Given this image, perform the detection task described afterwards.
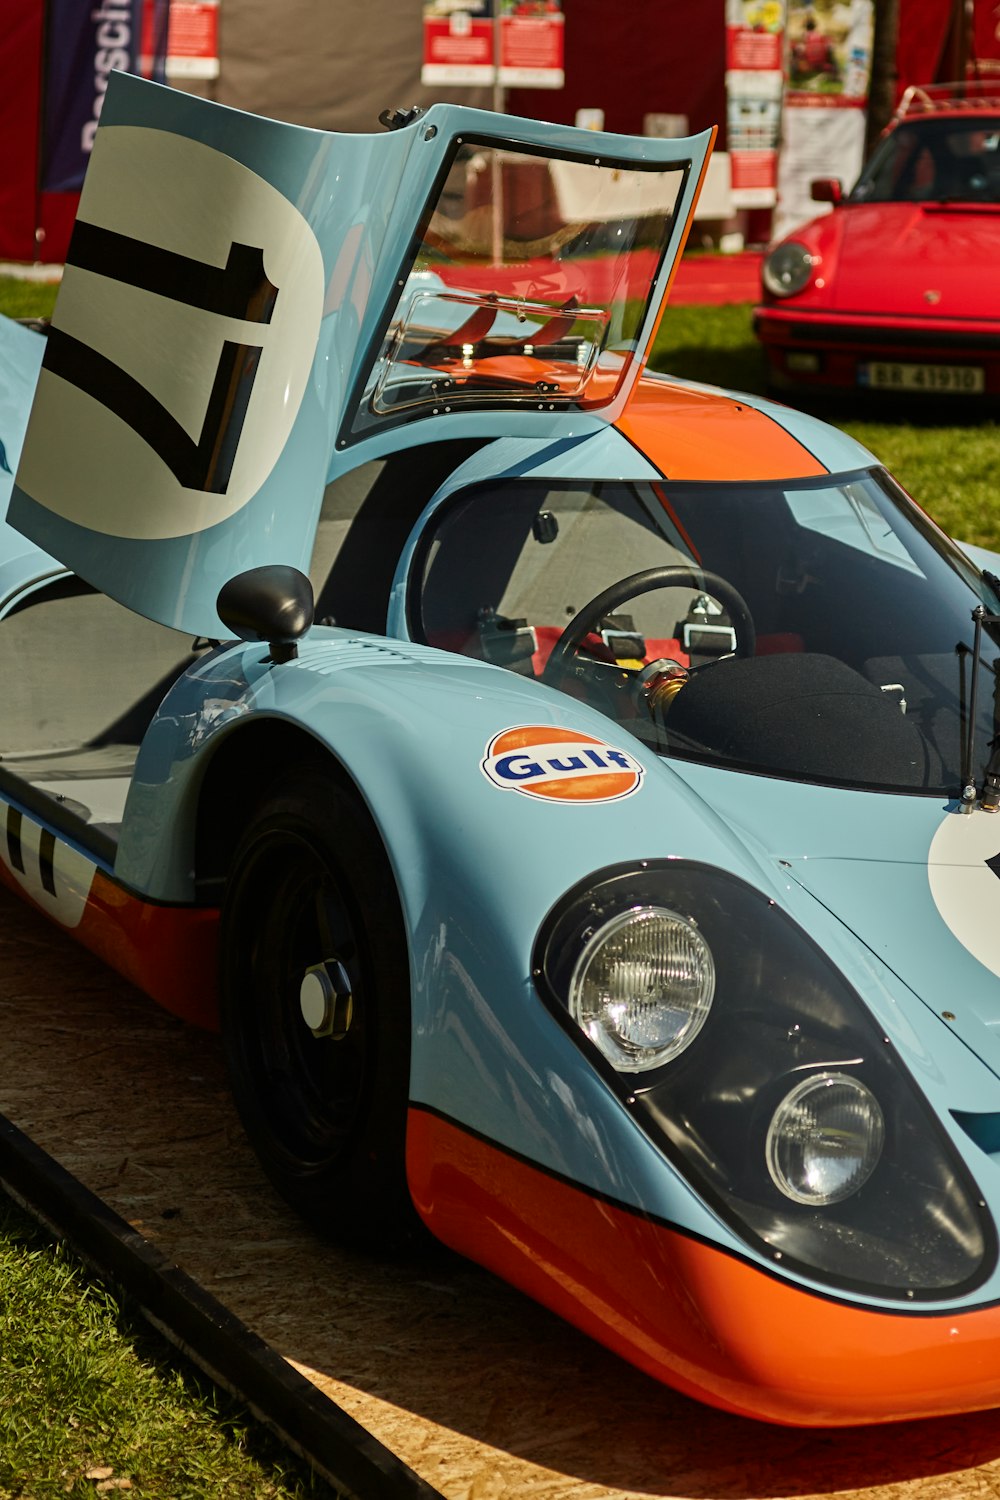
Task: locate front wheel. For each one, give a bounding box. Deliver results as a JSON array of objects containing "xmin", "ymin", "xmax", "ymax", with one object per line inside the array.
[{"xmin": 219, "ymin": 763, "xmax": 423, "ymax": 1251}]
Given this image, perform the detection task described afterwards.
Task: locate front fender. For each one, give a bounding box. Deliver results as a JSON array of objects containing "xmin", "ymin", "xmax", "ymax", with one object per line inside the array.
[
  {"xmin": 115, "ymin": 629, "xmax": 1000, "ymax": 1301},
  {"xmin": 121, "ymin": 629, "xmax": 781, "ymax": 901},
  {"xmin": 117, "ymin": 629, "xmax": 785, "ymax": 1245}
]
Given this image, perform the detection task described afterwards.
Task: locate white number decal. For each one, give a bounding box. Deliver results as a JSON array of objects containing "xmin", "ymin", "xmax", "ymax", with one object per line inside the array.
[
  {"xmin": 17, "ymin": 127, "xmax": 325, "ymax": 541},
  {"xmin": 1, "ymin": 803, "xmax": 96, "ymax": 929}
]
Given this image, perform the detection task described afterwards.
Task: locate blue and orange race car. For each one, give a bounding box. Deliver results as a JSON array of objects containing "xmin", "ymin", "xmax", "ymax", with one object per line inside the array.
[{"xmin": 3, "ymin": 72, "xmax": 1000, "ymax": 1428}]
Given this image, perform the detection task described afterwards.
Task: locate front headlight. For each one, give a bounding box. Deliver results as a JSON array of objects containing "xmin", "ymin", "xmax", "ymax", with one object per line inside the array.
[
  {"xmin": 569, "ymin": 905, "xmax": 714, "ymax": 1070},
  {"xmin": 762, "ymin": 240, "xmax": 817, "ymax": 297},
  {"xmin": 536, "ymin": 862, "xmax": 995, "ymax": 1301},
  {"xmin": 766, "ymin": 1071, "xmax": 884, "ymax": 1205}
]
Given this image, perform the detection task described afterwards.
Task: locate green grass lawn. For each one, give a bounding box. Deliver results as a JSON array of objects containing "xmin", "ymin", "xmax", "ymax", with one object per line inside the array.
[
  {"xmin": 0, "ymin": 276, "xmax": 58, "ymax": 323},
  {"xmin": 0, "ymin": 1196, "xmax": 330, "ymax": 1499}
]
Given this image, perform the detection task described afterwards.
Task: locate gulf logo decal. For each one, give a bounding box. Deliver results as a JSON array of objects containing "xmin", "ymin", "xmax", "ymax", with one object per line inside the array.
[{"xmin": 481, "ymin": 726, "xmax": 644, "ymax": 804}]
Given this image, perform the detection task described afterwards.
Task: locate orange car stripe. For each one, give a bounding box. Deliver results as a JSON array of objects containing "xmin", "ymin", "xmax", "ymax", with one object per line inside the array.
[
  {"xmin": 406, "ymin": 1106, "xmax": 1000, "ymax": 1426},
  {"xmin": 616, "ymin": 378, "xmax": 829, "ymax": 483},
  {"xmin": 82, "ymin": 869, "xmax": 220, "ymax": 1027},
  {"xmin": 0, "ymin": 860, "xmax": 219, "ymax": 1029}
]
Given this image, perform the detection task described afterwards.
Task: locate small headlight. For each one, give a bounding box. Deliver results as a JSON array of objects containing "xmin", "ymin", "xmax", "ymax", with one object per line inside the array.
[
  {"xmin": 762, "ymin": 241, "xmax": 817, "ymax": 297},
  {"xmin": 766, "ymin": 1072, "xmax": 884, "ymax": 1206},
  {"xmin": 569, "ymin": 905, "xmax": 714, "ymax": 1071}
]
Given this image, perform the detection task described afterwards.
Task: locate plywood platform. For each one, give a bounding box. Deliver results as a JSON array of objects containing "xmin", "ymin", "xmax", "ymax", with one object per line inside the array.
[{"xmin": 0, "ymin": 885, "xmax": 998, "ymax": 1500}]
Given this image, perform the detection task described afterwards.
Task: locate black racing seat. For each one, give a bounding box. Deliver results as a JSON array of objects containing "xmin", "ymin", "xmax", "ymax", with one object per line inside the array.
[{"xmin": 665, "ymin": 652, "xmax": 944, "ymax": 788}]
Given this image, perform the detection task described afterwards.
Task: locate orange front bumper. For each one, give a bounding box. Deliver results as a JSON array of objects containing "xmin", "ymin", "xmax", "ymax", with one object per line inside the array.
[{"xmin": 407, "ymin": 1106, "xmax": 1000, "ymax": 1426}]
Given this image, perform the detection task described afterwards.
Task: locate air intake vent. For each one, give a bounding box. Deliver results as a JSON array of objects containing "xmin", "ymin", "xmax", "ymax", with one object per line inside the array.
[{"xmin": 291, "ymin": 639, "xmax": 469, "ymax": 676}]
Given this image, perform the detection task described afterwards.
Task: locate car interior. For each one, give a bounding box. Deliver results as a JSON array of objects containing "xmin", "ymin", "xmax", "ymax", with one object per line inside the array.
[
  {"xmin": 2, "ymin": 453, "xmax": 996, "ymax": 853},
  {"xmin": 414, "ymin": 471, "xmax": 999, "ymax": 794},
  {"xmin": 854, "ymin": 117, "xmax": 1000, "ymax": 203}
]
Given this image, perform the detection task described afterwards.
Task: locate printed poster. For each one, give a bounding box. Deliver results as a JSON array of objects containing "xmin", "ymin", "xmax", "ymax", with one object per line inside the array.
[
  {"xmin": 164, "ymin": 0, "xmax": 220, "ymax": 81},
  {"xmin": 725, "ymin": 0, "xmax": 786, "ymax": 209},
  {"xmin": 498, "ymin": 0, "xmax": 564, "ymax": 89},
  {"xmin": 422, "ymin": 1, "xmax": 564, "ymax": 89},
  {"xmin": 773, "ymin": 0, "xmax": 873, "ymax": 239},
  {"xmin": 422, "ymin": 1, "xmax": 496, "ymax": 86}
]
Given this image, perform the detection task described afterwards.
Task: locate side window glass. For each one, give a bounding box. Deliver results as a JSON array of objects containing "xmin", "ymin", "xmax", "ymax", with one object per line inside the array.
[
  {"xmin": 0, "ymin": 578, "xmax": 192, "ymax": 840},
  {"xmin": 350, "ymin": 142, "xmax": 685, "ymax": 436},
  {"xmin": 310, "ymin": 442, "xmax": 486, "ymax": 635},
  {"xmin": 418, "ymin": 481, "xmax": 692, "ymax": 673},
  {"xmin": 309, "ymin": 461, "xmax": 386, "ymax": 614}
]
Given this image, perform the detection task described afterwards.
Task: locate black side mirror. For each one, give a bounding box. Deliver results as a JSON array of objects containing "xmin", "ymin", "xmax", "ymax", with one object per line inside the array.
[
  {"xmin": 217, "ymin": 565, "xmax": 314, "ymax": 663},
  {"xmin": 810, "ymin": 177, "xmax": 844, "ymax": 205}
]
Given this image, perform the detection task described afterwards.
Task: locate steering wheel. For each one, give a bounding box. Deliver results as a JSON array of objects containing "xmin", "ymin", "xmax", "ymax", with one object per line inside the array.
[{"xmin": 542, "ymin": 565, "xmax": 756, "ymax": 683}]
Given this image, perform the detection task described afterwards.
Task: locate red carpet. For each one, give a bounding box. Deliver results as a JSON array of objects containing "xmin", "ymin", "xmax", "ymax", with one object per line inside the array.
[
  {"xmin": 434, "ymin": 250, "xmax": 762, "ymax": 307},
  {"xmin": 670, "ymin": 252, "xmax": 762, "ymax": 305}
]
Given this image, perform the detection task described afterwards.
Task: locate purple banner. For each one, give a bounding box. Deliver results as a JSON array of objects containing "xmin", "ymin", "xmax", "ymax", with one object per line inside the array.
[{"xmin": 41, "ymin": 0, "xmax": 169, "ymax": 194}]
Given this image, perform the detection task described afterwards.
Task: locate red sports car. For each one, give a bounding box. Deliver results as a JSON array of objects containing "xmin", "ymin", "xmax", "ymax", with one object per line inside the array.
[{"xmin": 754, "ymin": 83, "xmax": 1000, "ymax": 400}]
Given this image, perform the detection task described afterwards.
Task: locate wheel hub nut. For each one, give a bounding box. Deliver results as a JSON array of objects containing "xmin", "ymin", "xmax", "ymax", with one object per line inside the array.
[{"xmin": 299, "ymin": 961, "xmax": 353, "ymax": 1039}]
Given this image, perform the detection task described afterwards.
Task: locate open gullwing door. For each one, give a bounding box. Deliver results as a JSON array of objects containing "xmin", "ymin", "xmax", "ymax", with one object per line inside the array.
[{"xmin": 9, "ymin": 72, "xmax": 713, "ymax": 635}]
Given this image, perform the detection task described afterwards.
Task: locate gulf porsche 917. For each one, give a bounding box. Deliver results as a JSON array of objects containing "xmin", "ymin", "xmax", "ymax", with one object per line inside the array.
[{"xmin": 2, "ymin": 72, "xmax": 1000, "ymax": 1427}]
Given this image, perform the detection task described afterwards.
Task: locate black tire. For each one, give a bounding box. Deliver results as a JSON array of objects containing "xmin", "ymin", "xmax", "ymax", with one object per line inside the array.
[{"xmin": 219, "ymin": 762, "xmax": 423, "ymax": 1252}]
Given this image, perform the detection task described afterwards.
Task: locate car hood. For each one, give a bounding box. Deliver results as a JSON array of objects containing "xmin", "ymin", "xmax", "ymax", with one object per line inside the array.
[
  {"xmin": 673, "ymin": 761, "xmax": 1000, "ymax": 1082},
  {"xmin": 826, "ymin": 201, "xmax": 1000, "ymax": 318}
]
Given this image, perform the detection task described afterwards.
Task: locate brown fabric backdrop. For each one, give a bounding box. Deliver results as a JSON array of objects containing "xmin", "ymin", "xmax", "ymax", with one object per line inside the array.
[
  {"xmin": 208, "ymin": 0, "xmax": 494, "ymax": 131},
  {"xmin": 205, "ymin": 0, "xmax": 725, "ymax": 142}
]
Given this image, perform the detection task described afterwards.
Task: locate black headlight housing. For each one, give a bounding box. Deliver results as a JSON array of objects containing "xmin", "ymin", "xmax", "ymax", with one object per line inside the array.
[{"xmin": 534, "ymin": 861, "xmax": 996, "ymax": 1301}]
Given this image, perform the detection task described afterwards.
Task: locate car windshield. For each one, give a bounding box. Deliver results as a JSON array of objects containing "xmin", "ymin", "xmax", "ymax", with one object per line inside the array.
[
  {"xmin": 851, "ymin": 117, "xmax": 1000, "ymax": 204},
  {"xmin": 414, "ymin": 469, "xmax": 1000, "ymax": 796}
]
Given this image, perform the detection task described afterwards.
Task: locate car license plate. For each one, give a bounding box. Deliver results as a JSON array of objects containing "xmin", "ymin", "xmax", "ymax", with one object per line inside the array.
[{"xmin": 859, "ymin": 361, "xmax": 985, "ymax": 393}]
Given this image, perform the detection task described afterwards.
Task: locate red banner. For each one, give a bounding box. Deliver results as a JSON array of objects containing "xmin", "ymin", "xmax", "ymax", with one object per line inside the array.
[
  {"xmin": 422, "ymin": 7, "xmax": 495, "ymax": 86},
  {"xmin": 499, "ymin": 5, "xmax": 564, "ymax": 88},
  {"xmin": 731, "ymin": 148, "xmax": 780, "ymax": 192},
  {"xmin": 166, "ymin": 0, "xmax": 220, "ymax": 80},
  {"xmin": 973, "ymin": 0, "xmax": 1000, "ymax": 69},
  {"xmin": 0, "ymin": 2, "xmax": 44, "ymax": 260}
]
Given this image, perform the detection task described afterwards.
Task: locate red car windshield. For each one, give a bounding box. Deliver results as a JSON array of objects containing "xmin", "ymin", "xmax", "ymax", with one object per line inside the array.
[{"xmin": 851, "ymin": 117, "xmax": 1000, "ymax": 204}]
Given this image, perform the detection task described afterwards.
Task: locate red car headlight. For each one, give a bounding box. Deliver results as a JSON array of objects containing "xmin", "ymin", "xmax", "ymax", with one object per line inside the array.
[{"xmin": 762, "ymin": 240, "xmax": 818, "ymax": 297}]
